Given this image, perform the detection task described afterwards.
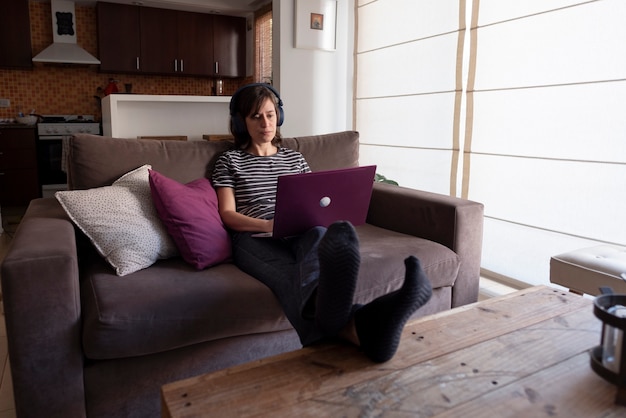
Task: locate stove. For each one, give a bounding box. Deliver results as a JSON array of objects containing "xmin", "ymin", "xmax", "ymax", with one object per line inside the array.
[
  {"xmin": 36, "ymin": 115, "xmax": 102, "ymax": 197},
  {"xmin": 37, "ymin": 115, "xmax": 101, "ymax": 138}
]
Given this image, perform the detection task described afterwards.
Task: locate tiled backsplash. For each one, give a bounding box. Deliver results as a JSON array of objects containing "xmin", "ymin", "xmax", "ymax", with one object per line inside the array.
[{"xmin": 0, "ymin": 2, "xmax": 246, "ymax": 121}]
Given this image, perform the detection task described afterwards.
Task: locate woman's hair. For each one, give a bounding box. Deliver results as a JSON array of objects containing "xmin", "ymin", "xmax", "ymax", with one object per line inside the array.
[{"xmin": 230, "ymin": 84, "xmax": 283, "ymax": 149}]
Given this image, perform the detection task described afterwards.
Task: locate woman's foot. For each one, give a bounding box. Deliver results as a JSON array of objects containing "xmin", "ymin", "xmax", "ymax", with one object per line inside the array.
[
  {"xmin": 315, "ymin": 221, "xmax": 361, "ymax": 336},
  {"xmin": 354, "ymin": 256, "xmax": 432, "ymax": 362}
]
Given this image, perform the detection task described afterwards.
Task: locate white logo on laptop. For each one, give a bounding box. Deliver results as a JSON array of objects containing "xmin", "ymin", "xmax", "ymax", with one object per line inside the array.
[{"xmin": 320, "ymin": 196, "xmax": 331, "ymax": 207}]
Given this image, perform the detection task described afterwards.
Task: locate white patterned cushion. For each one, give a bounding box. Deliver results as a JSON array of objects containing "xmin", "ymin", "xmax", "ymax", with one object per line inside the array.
[{"xmin": 55, "ymin": 164, "xmax": 178, "ymax": 276}]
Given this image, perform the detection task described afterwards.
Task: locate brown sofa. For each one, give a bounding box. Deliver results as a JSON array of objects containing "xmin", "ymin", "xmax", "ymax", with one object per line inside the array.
[{"xmin": 1, "ymin": 131, "xmax": 483, "ymax": 418}]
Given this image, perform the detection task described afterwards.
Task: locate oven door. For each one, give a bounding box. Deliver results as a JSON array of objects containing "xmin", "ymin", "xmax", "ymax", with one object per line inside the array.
[{"xmin": 37, "ymin": 135, "xmax": 68, "ymax": 195}]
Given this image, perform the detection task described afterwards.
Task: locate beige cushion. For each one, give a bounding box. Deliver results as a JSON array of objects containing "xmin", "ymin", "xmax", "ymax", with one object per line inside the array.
[
  {"xmin": 550, "ymin": 245, "xmax": 626, "ymax": 295},
  {"xmin": 55, "ymin": 165, "xmax": 178, "ymax": 276}
]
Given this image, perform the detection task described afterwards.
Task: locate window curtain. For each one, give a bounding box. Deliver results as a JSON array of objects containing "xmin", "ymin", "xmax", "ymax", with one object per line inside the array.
[
  {"xmin": 355, "ymin": 0, "xmax": 466, "ymax": 195},
  {"xmin": 255, "ymin": 4, "xmax": 273, "ymax": 84},
  {"xmin": 355, "ymin": 0, "xmax": 626, "ymax": 287},
  {"xmin": 465, "ymin": 0, "xmax": 626, "ymax": 285}
]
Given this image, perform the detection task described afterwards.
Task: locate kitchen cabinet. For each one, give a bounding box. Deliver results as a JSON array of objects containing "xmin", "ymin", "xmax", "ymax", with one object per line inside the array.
[
  {"xmin": 177, "ymin": 11, "xmax": 214, "ymax": 76},
  {"xmin": 97, "ymin": 2, "xmax": 141, "ymax": 73},
  {"xmin": 97, "ymin": 2, "xmax": 245, "ymax": 77},
  {"xmin": 140, "ymin": 7, "xmax": 179, "ymax": 74},
  {"xmin": 213, "ymin": 15, "xmax": 246, "ymax": 78},
  {"xmin": 140, "ymin": 9, "xmax": 215, "ymax": 76},
  {"xmin": 0, "ymin": 0, "xmax": 33, "ymax": 69},
  {"xmin": 0, "ymin": 127, "xmax": 40, "ymax": 206}
]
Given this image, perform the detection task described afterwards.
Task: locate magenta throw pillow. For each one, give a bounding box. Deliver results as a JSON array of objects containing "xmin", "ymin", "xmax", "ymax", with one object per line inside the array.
[{"xmin": 149, "ymin": 169, "xmax": 231, "ymax": 269}]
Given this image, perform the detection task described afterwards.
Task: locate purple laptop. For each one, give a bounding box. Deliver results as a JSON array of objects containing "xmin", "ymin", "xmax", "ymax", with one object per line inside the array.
[{"xmin": 265, "ymin": 165, "xmax": 376, "ymax": 238}]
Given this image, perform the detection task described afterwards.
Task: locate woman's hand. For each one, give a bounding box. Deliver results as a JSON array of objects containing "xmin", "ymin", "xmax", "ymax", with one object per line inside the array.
[{"xmin": 216, "ymin": 187, "xmax": 274, "ymax": 233}]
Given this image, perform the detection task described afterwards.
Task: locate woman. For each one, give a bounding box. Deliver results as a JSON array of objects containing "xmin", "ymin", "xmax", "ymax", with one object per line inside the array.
[{"xmin": 212, "ymin": 83, "xmax": 432, "ymax": 362}]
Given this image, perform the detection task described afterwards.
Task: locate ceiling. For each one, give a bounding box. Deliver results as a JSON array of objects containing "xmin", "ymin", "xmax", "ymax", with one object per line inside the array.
[{"xmin": 73, "ymin": 0, "xmax": 270, "ymax": 16}]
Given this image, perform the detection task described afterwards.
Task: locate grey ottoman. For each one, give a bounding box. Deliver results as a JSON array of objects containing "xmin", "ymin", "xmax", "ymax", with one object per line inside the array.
[{"xmin": 550, "ymin": 245, "xmax": 626, "ymax": 295}]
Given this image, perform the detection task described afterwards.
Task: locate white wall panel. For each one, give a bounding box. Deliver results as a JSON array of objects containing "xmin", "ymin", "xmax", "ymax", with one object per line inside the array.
[
  {"xmin": 357, "ymin": 92, "xmax": 456, "ymax": 148},
  {"xmin": 275, "ymin": 0, "xmax": 354, "ymax": 137},
  {"xmin": 358, "ymin": 0, "xmax": 461, "ymax": 52}
]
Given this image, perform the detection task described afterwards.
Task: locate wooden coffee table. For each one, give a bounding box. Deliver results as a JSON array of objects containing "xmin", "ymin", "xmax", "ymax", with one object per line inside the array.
[{"xmin": 162, "ymin": 286, "xmax": 625, "ymax": 417}]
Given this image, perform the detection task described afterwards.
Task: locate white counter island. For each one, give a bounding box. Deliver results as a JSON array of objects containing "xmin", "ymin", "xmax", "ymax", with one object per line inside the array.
[{"xmin": 101, "ymin": 94, "xmax": 232, "ymax": 141}]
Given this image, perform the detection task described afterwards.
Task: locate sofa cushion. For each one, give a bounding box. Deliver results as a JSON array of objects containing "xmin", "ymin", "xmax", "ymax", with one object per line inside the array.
[
  {"xmin": 353, "ymin": 224, "xmax": 460, "ymax": 304},
  {"xmin": 81, "ymin": 257, "xmax": 292, "ymax": 360},
  {"xmin": 282, "ymin": 131, "xmax": 360, "ymax": 171},
  {"xmin": 67, "ymin": 134, "xmax": 235, "ymax": 190},
  {"xmin": 81, "ymin": 222, "xmax": 459, "ymax": 360},
  {"xmin": 149, "ymin": 169, "xmax": 232, "ymax": 269},
  {"xmin": 55, "ymin": 164, "xmax": 178, "ymax": 276},
  {"xmin": 67, "ymin": 131, "xmax": 360, "ymax": 191}
]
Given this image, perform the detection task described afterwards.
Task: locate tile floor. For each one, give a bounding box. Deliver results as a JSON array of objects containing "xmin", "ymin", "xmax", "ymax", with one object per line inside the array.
[
  {"xmin": 478, "ymin": 277, "xmax": 520, "ymax": 300},
  {"xmin": 0, "ymin": 205, "xmax": 517, "ymax": 418}
]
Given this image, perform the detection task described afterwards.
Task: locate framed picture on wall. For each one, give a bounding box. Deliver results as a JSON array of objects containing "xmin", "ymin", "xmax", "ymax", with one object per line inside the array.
[
  {"xmin": 294, "ymin": 0, "xmax": 337, "ymax": 51},
  {"xmin": 310, "ymin": 13, "xmax": 324, "ymax": 30}
]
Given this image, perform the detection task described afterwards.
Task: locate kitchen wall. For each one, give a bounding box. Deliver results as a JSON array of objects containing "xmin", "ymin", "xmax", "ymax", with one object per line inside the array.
[{"xmin": 0, "ymin": 2, "xmax": 246, "ymax": 121}]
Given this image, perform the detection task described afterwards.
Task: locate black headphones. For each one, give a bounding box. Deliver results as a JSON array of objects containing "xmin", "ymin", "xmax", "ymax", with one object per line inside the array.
[{"xmin": 229, "ymin": 83, "xmax": 284, "ymax": 137}]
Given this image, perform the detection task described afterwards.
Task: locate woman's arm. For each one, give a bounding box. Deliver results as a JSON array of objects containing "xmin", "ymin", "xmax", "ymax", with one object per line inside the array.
[{"xmin": 216, "ymin": 187, "xmax": 273, "ymax": 233}]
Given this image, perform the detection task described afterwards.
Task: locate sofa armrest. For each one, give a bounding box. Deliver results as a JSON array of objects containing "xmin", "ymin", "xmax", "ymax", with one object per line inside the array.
[
  {"xmin": 1, "ymin": 198, "xmax": 86, "ymax": 417},
  {"xmin": 367, "ymin": 183, "xmax": 484, "ymax": 307}
]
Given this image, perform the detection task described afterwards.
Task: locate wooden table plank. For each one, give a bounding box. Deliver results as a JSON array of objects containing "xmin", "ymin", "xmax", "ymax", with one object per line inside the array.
[
  {"xmin": 297, "ymin": 303, "xmax": 601, "ymax": 417},
  {"xmin": 436, "ymin": 352, "xmax": 622, "ymax": 418},
  {"xmin": 394, "ymin": 286, "xmax": 591, "ymax": 368},
  {"xmin": 161, "ymin": 286, "xmax": 599, "ymax": 417}
]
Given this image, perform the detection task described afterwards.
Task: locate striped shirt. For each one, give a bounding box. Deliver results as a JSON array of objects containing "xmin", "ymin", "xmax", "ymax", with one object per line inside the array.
[{"xmin": 212, "ymin": 148, "xmax": 311, "ymax": 220}]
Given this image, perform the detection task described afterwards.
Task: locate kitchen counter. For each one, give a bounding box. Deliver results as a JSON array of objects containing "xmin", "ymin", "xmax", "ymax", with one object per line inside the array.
[
  {"xmin": 102, "ymin": 94, "xmax": 232, "ymax": 141},
  {"xmin": 0, "ymin": 124, "xmax": 37, "ymax": 129}
]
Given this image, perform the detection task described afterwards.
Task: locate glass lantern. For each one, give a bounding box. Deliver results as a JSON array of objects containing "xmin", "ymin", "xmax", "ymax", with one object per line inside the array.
[{"xmin": 590, "ymin": 291, "xmax": 626, "ymax": 405}]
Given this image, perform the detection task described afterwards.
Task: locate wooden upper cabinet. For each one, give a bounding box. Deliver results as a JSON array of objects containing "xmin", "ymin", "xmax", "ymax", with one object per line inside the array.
[
  {"xmin": 97, "ymin": 2, "xmax": 245, "ymax": 78},
  {"xmin": 97, "ymin": 2, "xmax": 141, "ymax": 73},
  {"xmin": 0, "ymin": 0, "xmax": 33, "ymax": 69},
  {"xmin": 139, "ymin": 7, "xmax": 179, "ymax": 74},
  {"xmin": 213, "ymin": 15, "xmax": 246, "ymax": 78},
  {"xmin": 177, "ymin": 11, "xmax": 214, "ymax": 76}
]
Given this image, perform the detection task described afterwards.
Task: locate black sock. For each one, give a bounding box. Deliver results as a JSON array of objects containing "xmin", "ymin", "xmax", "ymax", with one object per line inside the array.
[
  {"xmin": 355, "ymin": 255, "xmax": 432, "ymax": 363},
  {"xmin": 315, "ymin": 221, "xmax": 361, "ymax": 336}
]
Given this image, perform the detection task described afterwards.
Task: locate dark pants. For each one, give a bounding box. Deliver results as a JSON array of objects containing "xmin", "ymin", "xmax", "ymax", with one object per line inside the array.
[{"xmin": 230, "ymin": 226, "xmax": 327, "ymax": 345}]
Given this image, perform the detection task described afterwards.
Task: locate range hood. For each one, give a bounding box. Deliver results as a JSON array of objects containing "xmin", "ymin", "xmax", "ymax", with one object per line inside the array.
[{"xmin": 32, "ymin": 0, "xmax": 100, "ymax": 65}]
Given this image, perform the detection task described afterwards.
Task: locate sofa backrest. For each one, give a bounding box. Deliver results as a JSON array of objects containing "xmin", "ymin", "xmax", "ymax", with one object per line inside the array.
[
  {"xmin": 281, "ymin": 131, "xmax": 360, "ymax": 172},
  {"xmin": 67, "ymin": 131, "xmax": 359, "ymax": 190}
]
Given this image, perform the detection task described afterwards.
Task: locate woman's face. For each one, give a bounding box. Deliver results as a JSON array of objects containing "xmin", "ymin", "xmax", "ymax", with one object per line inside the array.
[{"xmin": 245, "ymin": 98, "xmax": 277, "ymax": 145}]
